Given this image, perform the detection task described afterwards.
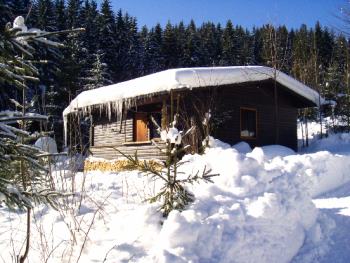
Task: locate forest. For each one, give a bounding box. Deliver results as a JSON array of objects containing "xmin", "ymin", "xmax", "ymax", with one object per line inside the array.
[{"xmin": 1, "ymin": 0, "xmax": 350, "ymax": 149}]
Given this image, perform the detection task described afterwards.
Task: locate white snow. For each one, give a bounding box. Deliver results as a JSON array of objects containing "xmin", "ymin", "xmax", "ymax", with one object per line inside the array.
[
  {"xmin": 13, "ymin": 16, "xmax": 28, "ymax": 33},
  {"xmin": 12, "ymin": 16, "xmax": 64, "ymax": 48},
  {"xmin": 34, "ymin": 136, "xmax": 58, "ymax": 154},
  {"xmin": 161, "ymin": 127, "xmax": 182, "ymax": 145},
  {"xmin": 1, "ymin": 130, "xmax": 350, "ymax": 262}
]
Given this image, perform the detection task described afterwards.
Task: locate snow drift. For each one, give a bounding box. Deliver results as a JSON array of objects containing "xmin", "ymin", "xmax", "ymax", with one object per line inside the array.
[{"xmin": 1, "ymin": 135, "xmax": 350, "ymax": 262}]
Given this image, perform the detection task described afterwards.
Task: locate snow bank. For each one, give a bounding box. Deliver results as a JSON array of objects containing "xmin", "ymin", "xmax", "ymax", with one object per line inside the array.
[
  {"xmin": 305, "ymin": 133, "xmax": 350, "ymax": 154},
  {"xmin": 247, "ymin": 145, "xmax": 295, "ymax": 162},
  {"xmin": 34, "ymin": 136, "xmax": 58, "ymax": 154},
  {"xmin": 1, "ymin": 137, "xmax": 350, "ymax": 263},
  {"xmin": 151, "ymin": 138, "xmax": 350, "ymax": 262}
]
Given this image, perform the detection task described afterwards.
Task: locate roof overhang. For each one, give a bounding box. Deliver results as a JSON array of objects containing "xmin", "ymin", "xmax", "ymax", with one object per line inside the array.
[{"xmin": 63, "ymin": 66, "xmax": 322, "ymax": 118}]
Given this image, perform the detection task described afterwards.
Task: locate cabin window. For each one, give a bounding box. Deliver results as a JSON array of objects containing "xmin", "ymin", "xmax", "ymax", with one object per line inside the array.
[
  {"xmin": 240, "ymin": 108, "xmax": 257, "ymax": 139},
  {"xmin": 134, "ymin": 112, "xmax": 149, "ymax": 142}
]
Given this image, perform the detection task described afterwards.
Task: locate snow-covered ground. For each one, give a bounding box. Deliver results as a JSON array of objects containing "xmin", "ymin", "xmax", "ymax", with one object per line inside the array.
[{"xmin": 1, "ymin": 128, "xmax": 350, "ymax": 262}]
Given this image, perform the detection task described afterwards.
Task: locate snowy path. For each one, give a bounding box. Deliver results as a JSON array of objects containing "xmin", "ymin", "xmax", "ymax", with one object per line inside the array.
[{"xmin": 313, "ymin": 182, "xmax": 350, "ymax": 262}]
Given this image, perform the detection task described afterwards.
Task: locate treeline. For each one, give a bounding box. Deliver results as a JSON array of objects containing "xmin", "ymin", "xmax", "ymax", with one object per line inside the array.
[{"xmin": 2, "ymin": 0, "xmax": 350, "ymax": 146}]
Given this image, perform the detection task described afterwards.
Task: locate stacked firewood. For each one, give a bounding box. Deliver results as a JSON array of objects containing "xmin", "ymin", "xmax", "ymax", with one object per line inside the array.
[{"xmin": 84, "ymin": 159, "xmax": 163, "ymax": 173}]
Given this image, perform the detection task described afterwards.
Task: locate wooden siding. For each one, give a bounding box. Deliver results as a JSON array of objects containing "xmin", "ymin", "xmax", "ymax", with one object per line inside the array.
[
  {"xmin": 93, "ymin": 116, "xmax": 133, "ymax": 146},
  {"xmin": 90, "ymin": 141, "xmax": 167, "ymax": 160},
  {"xmin": 92, "ymin": 112, "xmax": 166, "ymax": 160},
  {"xmin": 210, "ymin": 81, "xmax": 298, "ymax": 150}
]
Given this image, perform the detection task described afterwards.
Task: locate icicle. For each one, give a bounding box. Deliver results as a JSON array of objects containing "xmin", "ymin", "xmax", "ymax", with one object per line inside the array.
[
  {"xmin": 107, "ymin": 102, "xmax": 111, "ymax": 120},
  {"xmin": 63, "ymin": 114, "xmax": 68, "ymax": 147}
]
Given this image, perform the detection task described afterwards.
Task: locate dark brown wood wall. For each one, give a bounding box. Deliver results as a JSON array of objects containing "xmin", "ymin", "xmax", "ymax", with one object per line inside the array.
[{"xmin": 209, "ymin": 81, "xmax": 298, "ymax": 150}]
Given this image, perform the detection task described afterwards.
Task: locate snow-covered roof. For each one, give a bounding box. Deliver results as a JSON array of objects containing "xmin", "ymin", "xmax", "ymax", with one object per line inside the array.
[{"xmin": 63, "ymin": 66, "xmax": 321, "ymax": 118}]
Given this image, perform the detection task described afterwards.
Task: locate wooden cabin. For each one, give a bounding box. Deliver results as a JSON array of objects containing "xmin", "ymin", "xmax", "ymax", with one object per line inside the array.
[{"xmin": 63, "ymin": 66, "xmax": 321, "ymax": 160}]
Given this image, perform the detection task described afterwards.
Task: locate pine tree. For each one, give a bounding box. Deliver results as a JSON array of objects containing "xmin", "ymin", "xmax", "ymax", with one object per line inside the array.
[
  {"xmin": 183, "ymin": 20, "xmax": 202, "ymax": 67},
  {"xmin": 123, "ymin": 14, "xmax": 142, "ymax": 80},
  {"xmin": 57, "ymin": 0, "xmax": 84, "ymax": 102},
  {"xmin": 162, "ymin": 21, "xmax": 178, "ymax": 69},
  {"xmin": 81, "ymin": 0, "xmax": 99, "ymax": 54},
  {"xmin": 199, "ymin": 22, "xmax": 222, "ymax": 66},
  {"xmin": 98, "ymin": 1, "xmax": 117, "ymax": 80},
  {"xmin": 54, "ymin": 0, "xmax": 66, "ymax": 31},
  {"xmin": 116, "ymin": 110, "xmax": 217, "ymax": 217},
  {"xmin": 220, "ymin": 20, "xmax": 236, "ymax": 65},
  {"xmin": 84, "ymin": 52, "xmax": 112, "ymax": 90},
  {"xmin": 10, "ymin": 0, "xmax": 31, "ymax": 17},
  {"xmin": 142, "ymin": 23, "xmax": 164, "ymax": 74},
  {"xmin": 0, "ymin": 15, "xmax": 66, "ymax": 262}
]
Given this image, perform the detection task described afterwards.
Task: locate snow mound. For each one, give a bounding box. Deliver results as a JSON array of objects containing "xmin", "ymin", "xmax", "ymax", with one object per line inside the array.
[
  {"xmin": 152, "ymin": 146, "xmax": 321, "ymax": 263},
  {"xmin": 247, "ymin": 145, "xmax": 295, "ymax": 162},
  {"xmin": 232, "ymin": 141, "xmax": 252, "ymax": 153},
  {"xmin": 34, "ymin": 136, "xmax": 58, "ymax": 154},
  {"xmin": 306, "ymin": 133, "xmax": 350, "ymax": 154},
  {"xmin": 206, "ymin": 136, "xmax": 231, "ymax": 149}
]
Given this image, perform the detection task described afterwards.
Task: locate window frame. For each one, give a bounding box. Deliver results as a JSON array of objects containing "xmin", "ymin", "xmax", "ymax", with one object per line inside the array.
[{"xmin": 240, "ymin": 107, "xmax": 258, "ymax": 140}]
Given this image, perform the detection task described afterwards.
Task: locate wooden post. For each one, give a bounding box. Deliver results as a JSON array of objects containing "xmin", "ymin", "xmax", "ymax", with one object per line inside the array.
[
  {"xmin": 170, "ymin": 91, "xmax": 174, "ymax": 124},
  {"xmin": 176, "ymin": 94, "xmax": 180, "ymax": 116},
  {"xmin": 274, "ymin": 71, "xmax": 279, "ymax": 144},
  {"xmin": 161, "ymin": 99, "xmax": 168, "ymax": 130},
  {"xmin": 89, "ymin": 114, "xmax": 93, "ymax": 147}
]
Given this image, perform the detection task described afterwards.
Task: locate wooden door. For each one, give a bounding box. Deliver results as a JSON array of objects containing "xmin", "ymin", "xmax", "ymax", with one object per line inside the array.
[{"xmin": 134, "ymin": 113, "xmax": 149, "ymax": 142}]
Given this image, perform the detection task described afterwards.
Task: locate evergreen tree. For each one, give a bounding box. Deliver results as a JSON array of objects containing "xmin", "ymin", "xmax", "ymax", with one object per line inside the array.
[
  {"xmin": 84, "ymin": 52, "xmax": 112, "ymax": 89},
  {"xmin": 54, "ymin": 0, "xmax": 66, "ymax": 31},
  {"xmin": 175, "ymin": 21, "xmax": 187, "ymax": 67},
  {"xmin": 66, "ymin": 0, "xmax": 82, "ymax": 28},
  {"xmin": 292, "ymin": 24, "xmax": 312, "ymax": 83},
  {"xmin": 123, "ymin": 14, "xmax": 142, "ymax": 79},
  {"xmin": 162, "ymin": 21, "xmax": 178, "ymax": 69},
  {"xmin": 183, "ymin": 20, "xmax": 202, "ymax": 66},
  {"xmin": 252, "ymin": 26, "xmax": 264, "ymax": 64},
  {"xmin": 0, "ymin": 15, "xmax": 67, "ymax": 262},
  {"xmin": 81, "ymin": 0, "xmax": 99, "ymax": 54},
  {"xmin": 220, "ymin": 20, "xmax": 236, "ymax": 65},
  {"xmin": 10, "ymin": 0, "xmax": 31, "ymax": 17},
  {"xmin": 142, "ymin": 23, "xmax": 164, "ymax": 74},
  {"xmin": 98, "ymin": 0, "xmax": 119, "ymax": 82}
]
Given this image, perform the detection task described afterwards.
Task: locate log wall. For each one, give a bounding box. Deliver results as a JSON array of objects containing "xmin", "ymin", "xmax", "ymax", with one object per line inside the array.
[{"xmin": 91, "ymin": 113, "xmax": 166, "ymax": 160}]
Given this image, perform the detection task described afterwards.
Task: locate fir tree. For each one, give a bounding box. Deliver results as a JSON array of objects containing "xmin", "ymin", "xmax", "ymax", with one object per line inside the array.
[
  {"xmin": 84, "ymin": 52, "xmax": 112, "ymax": 90},
  {"xmin": 0, "ymin": 15, "xmax": 67, "ymax": 262},
  {"xmin": 98, "ymin": 0, "xmax": 117, "ymax": 80},
  {"xmin": 175, "ymin": 21, "xmax": 187, "ymax": 67},
  {"xmin": 199, "ymin": 22, "xmax": 221, "ymax": 66},
  {"xmin": 123, "ymin": 14, "xmax": 142, "ymax": 80},
  {"xmin": 142, "ymin": 23, "xmax": 164, "ymax": 74},
  {"xmin": 220, "ymin": 20, "xmax": 236, "ymax": 65},
  {"xmin": 54, "ymin": 0, "xmax": 66, "ymax": 31},
  {"xmin": 183, "ymin": 20, "xmax": 202, "ymax": 66},
  {"xmin": 162, "ymin": 21, "xmax": 178, "ymax": 69}
]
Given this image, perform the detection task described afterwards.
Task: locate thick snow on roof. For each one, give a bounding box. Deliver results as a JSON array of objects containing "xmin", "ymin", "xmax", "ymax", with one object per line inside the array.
[{"xmin": 63, "ymin": 66, "xmax": 321, "ymax": 117}]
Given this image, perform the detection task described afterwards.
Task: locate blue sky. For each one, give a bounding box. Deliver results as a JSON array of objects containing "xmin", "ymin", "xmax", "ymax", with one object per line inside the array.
[{"xmin": 105, "ymin": 0, "xmax": 346, "ymax": 29}]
